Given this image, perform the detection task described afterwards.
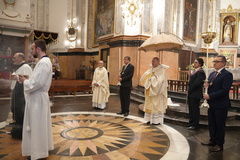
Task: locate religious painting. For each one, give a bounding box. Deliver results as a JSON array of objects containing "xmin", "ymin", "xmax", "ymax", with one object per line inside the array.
[
  {"xmin": 183, "ymin": 0, "xmax": 198, "ymax": 42},
  {"xmin": 92, "ymin": 0, "xmax": 115, "ymax": 47}
]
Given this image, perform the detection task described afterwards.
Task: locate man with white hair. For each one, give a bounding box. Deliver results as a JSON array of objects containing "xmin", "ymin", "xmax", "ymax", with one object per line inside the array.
[
  {"xmin": 92, "ymin": 60, "xmax": 110, "ymax": 109},
  {"xmin": 10, "ymin": 52, "xmax": 32, "ymax": 138}
]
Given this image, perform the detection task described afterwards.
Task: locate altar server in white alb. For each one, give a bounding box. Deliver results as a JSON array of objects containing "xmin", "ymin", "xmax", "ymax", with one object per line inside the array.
[
  {"xmin": 140, "ymin": 57, "xmax": 168, "ymax": 125},
  {"xmin": 19, "ymin": 39, "xmax": 54, "ymax": 160},
  {"xmin": 92, "ymin": 60, "xmax": 110, "ymax": 109}
]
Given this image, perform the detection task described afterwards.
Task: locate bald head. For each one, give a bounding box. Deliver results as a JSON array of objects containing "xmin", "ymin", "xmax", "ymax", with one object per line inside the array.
[
  {"xmin": 98, "ymin": 60, "xmax": 104, "ymax": 68},
  {"xmin": 13, "ymin": 53, "xmax": 25, "ymax": 65}
]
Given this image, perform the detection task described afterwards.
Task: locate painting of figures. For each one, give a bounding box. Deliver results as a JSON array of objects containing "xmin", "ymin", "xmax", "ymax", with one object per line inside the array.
[{"xmin": 183, "ymin": 0, "xmax": 198, "ymax": 42}]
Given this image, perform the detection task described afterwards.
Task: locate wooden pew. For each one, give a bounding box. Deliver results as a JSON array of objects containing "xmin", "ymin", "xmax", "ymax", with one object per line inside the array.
[{"xmin": 49, "ymin": 79, "xmax": 92, "ymax": 95}]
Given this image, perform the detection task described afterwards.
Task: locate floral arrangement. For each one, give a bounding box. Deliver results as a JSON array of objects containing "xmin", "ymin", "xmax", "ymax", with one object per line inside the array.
[
  {"xmin": 27, "ymin": 52, "xmax": 60, "ymax": 71},
  {"xmin": 222, "ymin": 54, "xmax": 233, "ymax": 66},
  {"xmin": 186, "ymin": 63, "xmax": 206, "ymax": 70}
]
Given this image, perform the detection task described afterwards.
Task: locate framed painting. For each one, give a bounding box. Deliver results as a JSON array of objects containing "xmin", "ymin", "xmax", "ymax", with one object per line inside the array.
[
  {"xmin": 92, "ymin": 0, "xmax": 115, "ymax": 47},
  {"xmin": 183, "ymin": 0, "xmax": 198, "ymax": 42}
]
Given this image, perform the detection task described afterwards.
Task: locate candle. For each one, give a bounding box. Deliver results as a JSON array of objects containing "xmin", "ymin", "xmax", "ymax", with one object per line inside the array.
[{"xmin": 119, "ymin": 48, "xmax": 121, "ymax": 71}]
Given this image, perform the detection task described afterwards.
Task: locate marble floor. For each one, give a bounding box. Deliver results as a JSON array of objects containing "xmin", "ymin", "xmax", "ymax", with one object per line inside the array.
[{"xmin": 0, "ymin": 94, "xmax": 240, "ymax": 160}]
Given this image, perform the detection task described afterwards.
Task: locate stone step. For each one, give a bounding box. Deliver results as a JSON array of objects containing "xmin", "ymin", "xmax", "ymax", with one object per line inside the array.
[
  {"xmin": 130, "ymin": 96, "xmax": 144, "ymax": 104},
  {"xmin": 131, "ymin": 90, "xmax": 145, "ymax": 100},
  {"xmin": 138, "ymin": 102, "xmax": 240, "ymax": 128},
  {"xmin": 166, "ymin": 104, "xmax": 238, "ymax": 121},
  {"xmin": 164, "ymin": 114, "xmax": 240, "ymax": 129}
]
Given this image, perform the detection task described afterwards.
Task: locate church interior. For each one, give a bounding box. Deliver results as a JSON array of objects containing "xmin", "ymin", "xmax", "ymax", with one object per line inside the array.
[{"xmin": 0, "ymin": 0, "xmax": 240, "ymax": 159}]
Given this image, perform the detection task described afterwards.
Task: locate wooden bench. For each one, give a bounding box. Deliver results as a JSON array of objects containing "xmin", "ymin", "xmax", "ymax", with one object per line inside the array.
[{"xmin": 49, "ymin": 79, "xmax": 92, "ymax": 95}]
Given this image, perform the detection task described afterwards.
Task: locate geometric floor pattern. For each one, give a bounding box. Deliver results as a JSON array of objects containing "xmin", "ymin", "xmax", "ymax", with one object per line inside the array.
[{"xmin": 0, "ymin": 113, "xmax": 170, "ymax": 160}]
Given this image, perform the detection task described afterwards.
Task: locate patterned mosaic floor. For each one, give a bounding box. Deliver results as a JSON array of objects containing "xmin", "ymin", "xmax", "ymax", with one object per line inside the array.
[{"xmin": 0, "ymin": 112, "xmax": 189, "ymax": 160}]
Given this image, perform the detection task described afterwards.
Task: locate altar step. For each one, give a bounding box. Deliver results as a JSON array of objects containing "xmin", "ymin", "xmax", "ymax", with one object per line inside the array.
[{"xmin": 129, "ymin": 86, "xmax": 240, "ymax": 129}]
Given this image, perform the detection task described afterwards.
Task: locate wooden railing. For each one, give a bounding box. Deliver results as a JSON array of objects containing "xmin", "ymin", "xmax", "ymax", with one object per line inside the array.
[
  {"xmin": 168, "ymin": 80, "xmax": 240, "ymax": 99},
  {"xmin": 179, "ymin": 71, "xmax": 189, "ymax": 81},
  {"xmin": 168, "ymin": 80, "xmax": 188, "ymax": 92}
]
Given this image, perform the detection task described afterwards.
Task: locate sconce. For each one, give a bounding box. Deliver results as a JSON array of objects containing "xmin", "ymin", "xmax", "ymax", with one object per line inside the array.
[
  {"xmin": 66, "ymin": 18, "xmax": 78, "ymax": 42},
  {"xmin": 66, "ymin": 0, "xmax": 78, "ymax": 43},
  {"xmin": 121, "ymin": 0, "xmax": 144, "ymax": 26}
]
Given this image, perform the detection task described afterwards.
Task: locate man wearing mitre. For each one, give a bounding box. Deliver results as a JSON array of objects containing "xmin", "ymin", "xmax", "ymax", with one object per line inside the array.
[
  {"xmin": 92, "ymin": 60, "xmax": 110, "ymax": 109},
  {"xmin": 140, "ymin": 57, "xmax": 168, "ymax": 125}
]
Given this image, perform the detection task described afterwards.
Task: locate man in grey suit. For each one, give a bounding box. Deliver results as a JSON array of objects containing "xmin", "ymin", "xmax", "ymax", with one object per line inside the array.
[{"xmin": 201, "ymin": 55, "xmax": 233, "ymax": 152}]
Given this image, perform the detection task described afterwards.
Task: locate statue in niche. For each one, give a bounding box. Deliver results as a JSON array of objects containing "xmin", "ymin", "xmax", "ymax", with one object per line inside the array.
[{"xmin": 223, "ymin": 19, "xmax": 233, "ymax": 42}]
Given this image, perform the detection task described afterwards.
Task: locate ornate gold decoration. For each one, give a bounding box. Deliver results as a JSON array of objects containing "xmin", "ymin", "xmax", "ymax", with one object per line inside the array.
[
  {"xmin": 121, "ymin": 0, "xmax": 144, "ymax": 26},
  {"xmin": 220, "ymin": 4, "xmax": 240, "ymax": 13},
  {"xmin": 201, "ymin": 32, "xmax": 217, "ymax": 44}
]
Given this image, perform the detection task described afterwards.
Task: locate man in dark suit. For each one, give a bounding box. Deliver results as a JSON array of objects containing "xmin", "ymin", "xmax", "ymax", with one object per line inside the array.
[
  {"xmin": 187, "ymin": 58, "xmax": 206, "ymax": 130},
  {"xmin": 201, "ymin": 55, "xmax": 233, "ymax": 152},
  {"xmin": 117, "ymin": 56, "xmax": 134, "ymax": 116}
]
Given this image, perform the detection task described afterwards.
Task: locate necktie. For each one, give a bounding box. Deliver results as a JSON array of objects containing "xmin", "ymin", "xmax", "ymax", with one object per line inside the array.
[
  {"xmin": 212, "ymin": 71, "xmax": 218, "ymax": 80},
  {"xmin": 210, "ymin": 71, "xmax": 218, "ymax": 85},
  {"xmin": 122, "ymin": 65, "xmax": 127, "ymax": 74}
]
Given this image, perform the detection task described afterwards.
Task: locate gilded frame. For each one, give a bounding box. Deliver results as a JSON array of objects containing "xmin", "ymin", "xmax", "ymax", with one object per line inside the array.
[
  {"xmin": 219, "ymin": 13, "xmax": 239, "ymax": 44},
  {"xmin": 92, "ymin": 0, "xmax": 115, "ymax": 48},
  {"xmin": 183, "ymin": 0, "xmax": 198, "ymax": 42}
]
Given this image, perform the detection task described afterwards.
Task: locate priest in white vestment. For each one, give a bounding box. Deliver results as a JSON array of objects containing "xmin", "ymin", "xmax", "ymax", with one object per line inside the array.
[
  {"xmin": 140, "ymin": 57, "xmax": 168, "ymax": 125},
  {"xmin": 19, "ymin": 39, "xmax": 54, "ymax": 160},
  {"xmin": 92, "ymin": 61, "xmax": 110, "ymax": 109}
]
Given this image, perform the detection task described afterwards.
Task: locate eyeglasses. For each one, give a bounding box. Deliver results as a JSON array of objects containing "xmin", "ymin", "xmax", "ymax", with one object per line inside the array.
[{"xmin": 212, "ymin": 61, "xmax": 223, "ymax": 63}]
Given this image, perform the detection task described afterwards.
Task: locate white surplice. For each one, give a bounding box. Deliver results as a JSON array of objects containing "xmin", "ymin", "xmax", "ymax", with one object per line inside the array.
[
  {"xmin": 10, "ymin": 63, "xmax": 33, "ymax": 90},
  {"xmin": 140, "ymin": 64, "xmax": 168, "ymax": 124},
  {"xmin": 92, "ymin": 67, "xmax": 110, "ymax": 109},
  {"xmin": 22, "ymin": 57, "xmax": 54, "ymax": 160}
]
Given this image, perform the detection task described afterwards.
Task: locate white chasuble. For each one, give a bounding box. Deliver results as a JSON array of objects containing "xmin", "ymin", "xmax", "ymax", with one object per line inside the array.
[
  {"xmin": 92, "ymin": 67, "xmax": 110, "ymax": 109},
  {"xmin": 140, "ymin": 64, "xmax": 168, "ymax": 114},
  {"xmin": 22, "ymin": 57, "xmax": 54, "ymax": 160}
]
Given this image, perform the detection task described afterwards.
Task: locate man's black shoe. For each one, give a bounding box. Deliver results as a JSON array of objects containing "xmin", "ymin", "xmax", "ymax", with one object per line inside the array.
[
  {"xmin": 187, "ymin": 126, "xmax": 199, "ymax": 130},
  {"xmin": 201, "ymin": 141, "xmax": 215, "ymax": 146},
  {"xmin": 210, "ymin": 145, "xmax": 223, "ymax": 152},
  {"xmin": 124, "ymin": 112, "xmax": 129, "ymax": 116},
  {"xmin": 117, "ymin": 112, "xmax": 124, "ymax": 115}
]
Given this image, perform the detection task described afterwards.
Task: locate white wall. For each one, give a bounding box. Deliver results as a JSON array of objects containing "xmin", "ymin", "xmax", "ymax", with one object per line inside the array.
[
  {"xmin": 48, "ymin": 0, "xmax": 68, "ymax": 52},
  {"xmin": 0, "ymin": 0, "xmax": 30, "ymax": 17},
  {"xmin": 221, "ymin": 1, "xmax": 240, "ymax": 9}
]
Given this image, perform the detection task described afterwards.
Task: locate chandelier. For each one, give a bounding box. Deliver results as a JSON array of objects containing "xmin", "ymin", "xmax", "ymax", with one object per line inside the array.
[{"xmin": 121, "ymin": 0, "xmax": 144, "ymax": 26}]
